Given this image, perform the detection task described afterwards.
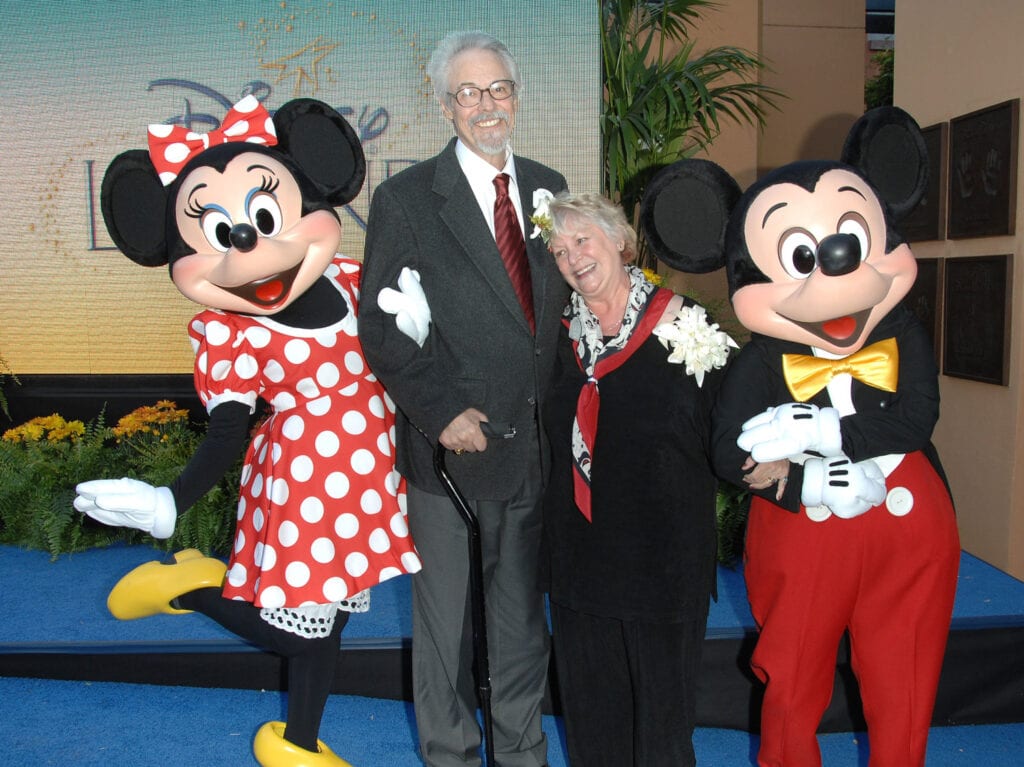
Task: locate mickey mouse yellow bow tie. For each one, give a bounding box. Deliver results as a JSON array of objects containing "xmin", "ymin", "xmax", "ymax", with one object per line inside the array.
[{"xmin": 782, "ymin": 337, "xmax": 899, "ymax": 402}]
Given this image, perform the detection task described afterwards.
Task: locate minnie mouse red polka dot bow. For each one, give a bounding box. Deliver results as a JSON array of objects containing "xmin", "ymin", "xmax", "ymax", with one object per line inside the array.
[{"xmin": 147, "ymin": 95, "xmax": 278, "ymax": 186}]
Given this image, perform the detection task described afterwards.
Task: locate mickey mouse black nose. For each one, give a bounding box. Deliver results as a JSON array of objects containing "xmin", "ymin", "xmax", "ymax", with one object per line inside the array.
[
  {"xmin": 816, "ymin": 233, "xmax": 861, "ymax": 277},
  {"xmin": 229, "ymin": 223, "xmax": 258, "ymax": 252}
]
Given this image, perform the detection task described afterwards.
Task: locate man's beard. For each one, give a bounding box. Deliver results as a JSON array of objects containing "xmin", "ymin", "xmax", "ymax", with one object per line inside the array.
[{"xmin": 471, "ymin": 110, "xmax": 512, "ymax": 156}]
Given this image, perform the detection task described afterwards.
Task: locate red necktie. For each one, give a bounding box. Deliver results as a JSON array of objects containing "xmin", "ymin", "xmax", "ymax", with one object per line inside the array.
[{"xmin": 493, "ymin": 173, "xmax": 535, "ymax": 333}]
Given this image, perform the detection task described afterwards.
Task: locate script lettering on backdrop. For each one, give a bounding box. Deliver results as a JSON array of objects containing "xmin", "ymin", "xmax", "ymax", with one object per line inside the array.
[{"xmin": 86, "ymin": 78, "xmax": 417, "ymax": 251}]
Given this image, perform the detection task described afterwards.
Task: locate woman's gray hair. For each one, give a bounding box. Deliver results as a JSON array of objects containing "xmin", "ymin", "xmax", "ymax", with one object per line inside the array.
[
  {"xmin": 548, "ymin": 192, "xmax": 638, "ymax": 263},
  {"xmin": 426, "ymin": 30, "xmax": 522, "ymax": 104}
]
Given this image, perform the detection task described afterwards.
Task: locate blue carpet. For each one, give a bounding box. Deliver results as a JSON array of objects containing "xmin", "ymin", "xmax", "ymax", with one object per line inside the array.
[
  {"xmin": 1, "ymin": 544, "xmax": 1021, "ymax": 647},
  {"xmin": 3, "ymin": 676, "xmax": 1023, "ymax": 766}
]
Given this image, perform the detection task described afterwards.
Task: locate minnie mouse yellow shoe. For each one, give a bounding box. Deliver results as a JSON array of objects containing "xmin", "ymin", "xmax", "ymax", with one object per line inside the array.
[
  {"xmin": 253, "ymin": 721, "xmax": 354, "ymax": 767},
  {"xmin": 106, "ymin": 548, "xmax": 226, "ymax": 620}
]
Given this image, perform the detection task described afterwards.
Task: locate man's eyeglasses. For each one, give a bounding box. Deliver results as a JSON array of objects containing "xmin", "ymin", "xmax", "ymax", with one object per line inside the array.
[{"xmin": 448, "ymin": 80, "xmax": 516, "ymax": 108}]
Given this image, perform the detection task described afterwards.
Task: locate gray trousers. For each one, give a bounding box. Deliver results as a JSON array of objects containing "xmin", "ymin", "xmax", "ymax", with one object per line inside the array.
[{"xmin": 407, "ymin": 454, "xmax": 549, "ymax": 767}]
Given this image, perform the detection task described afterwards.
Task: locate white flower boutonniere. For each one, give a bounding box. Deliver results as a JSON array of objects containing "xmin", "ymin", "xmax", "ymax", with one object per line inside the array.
[
  {"xmin": 653, "ymin": 305, "xmax": 738, "ymax": 387},
  {"xmin": 529, "ymin": 188, "xmax": 555, "ymax": 243}
]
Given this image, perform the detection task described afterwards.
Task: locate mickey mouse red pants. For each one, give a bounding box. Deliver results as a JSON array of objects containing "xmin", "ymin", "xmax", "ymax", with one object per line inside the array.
[{"xmin": 744, "ymin": 451, "xmax": 960, "ymax": 767}]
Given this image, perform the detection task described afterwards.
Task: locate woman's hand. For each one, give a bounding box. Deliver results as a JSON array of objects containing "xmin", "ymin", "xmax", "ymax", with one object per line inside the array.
[{"xmin": 742, "ymin": 456, "xmax": 791, "ymax": 501}]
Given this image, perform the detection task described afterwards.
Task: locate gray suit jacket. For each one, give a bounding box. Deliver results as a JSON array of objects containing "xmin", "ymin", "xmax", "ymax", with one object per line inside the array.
[{"xmin": 359, "ymin": 138, "xmax": 569, "ymax": 499}]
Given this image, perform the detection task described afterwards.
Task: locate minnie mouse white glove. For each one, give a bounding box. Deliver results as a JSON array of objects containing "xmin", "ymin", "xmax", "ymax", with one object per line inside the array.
[
  {"xmin": 377, "ymin": 267, "xmax": 431, "ymax": 347},
  {"xmin": 74, "ymin": 477, "xmax": 177, "ymax": 539},
  {"xmin": 801, "ymin": 455, "xmax": 886, "ymax": 519},
  {"xmin": 738, "ymin": 403, "xmax": 843, "ymax": 462}
]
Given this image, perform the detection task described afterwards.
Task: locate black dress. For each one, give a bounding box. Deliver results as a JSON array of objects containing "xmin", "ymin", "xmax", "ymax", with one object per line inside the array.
[{"xmin": 541, "ymin": 301, "xmax": 724, "ymax": 767}]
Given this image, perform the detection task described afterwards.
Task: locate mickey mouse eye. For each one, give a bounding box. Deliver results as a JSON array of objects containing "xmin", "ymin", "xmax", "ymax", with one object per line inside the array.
[
  {"xmin": 778, "ymin": 228, "xmax": 818, "ymax": 279},
  {"xmin": 248, "ymin": 192, "xmax": 283, "ymax": 237},
  {"xmin": 200, "ymin": 208, "xmax": 233, "ymax": 253},
  {"xmin": 837, "ymin": 212, "xmax": 870, "ymax": 261}
]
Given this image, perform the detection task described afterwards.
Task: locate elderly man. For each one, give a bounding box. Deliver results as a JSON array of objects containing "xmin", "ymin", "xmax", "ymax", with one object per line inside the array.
[{"xmin": 358, "ymin": 29, "xmax": 567, "ymax": 767}]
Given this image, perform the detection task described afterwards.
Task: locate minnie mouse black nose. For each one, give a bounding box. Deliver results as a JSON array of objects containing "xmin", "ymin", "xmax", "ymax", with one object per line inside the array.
[
  {"xmin": 816, "ymin": 232, "xmax": 860, "ymax": 277},
  {"xmin": 229, "ymin": 223, "xmax": 259, "ymax": 252}
]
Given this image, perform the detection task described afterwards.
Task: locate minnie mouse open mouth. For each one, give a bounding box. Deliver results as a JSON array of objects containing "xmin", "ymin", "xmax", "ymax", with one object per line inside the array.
[{"xmin": 221, "ymin": 263, "xmax": 303, "ymax": 308}]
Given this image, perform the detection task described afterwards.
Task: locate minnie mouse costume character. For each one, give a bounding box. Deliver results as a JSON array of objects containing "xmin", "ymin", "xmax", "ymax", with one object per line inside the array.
[
  {"xmin": 74, "ymin": 96, "xmax": 421, "ymax": 767},
  {"xmin": 641, "ymin": 107, "xmax": 960, "ymax": 766}
]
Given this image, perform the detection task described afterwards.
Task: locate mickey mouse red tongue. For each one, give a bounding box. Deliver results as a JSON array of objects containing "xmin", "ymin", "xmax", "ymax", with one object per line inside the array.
[
  {"xmin": 223, "ymin": 263, "xmax": 302, "ymax": 308},
  {"xmin": 823, "ymin": 315, "xmax": 858, "ymax": 340}
]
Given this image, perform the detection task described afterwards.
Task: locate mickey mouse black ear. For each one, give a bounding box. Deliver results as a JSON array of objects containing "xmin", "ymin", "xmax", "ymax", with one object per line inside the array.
[
  {"xmin": 640, "ymin": 159, "xmax": 741, "ymax": 274},
  {"xmin": 272, "ymin": 99, "xmax": 367, "ymax": 206},
  {"xmin": 841, "ymin": 106, "xmax": 928, "ymax": 221}
]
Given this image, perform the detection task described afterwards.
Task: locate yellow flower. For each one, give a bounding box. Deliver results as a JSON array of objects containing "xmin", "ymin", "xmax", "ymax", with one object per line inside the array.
[
  {"xmin": 642, "ymin": 267, "xmax": 665, "ymax": 287},
  {"xmin": 113, "ymin": 401, "xmax": 190, "ymax": 440},
  {"xmin": 2, "ymin": 414, "xmax": 86, "ymax": 444}
]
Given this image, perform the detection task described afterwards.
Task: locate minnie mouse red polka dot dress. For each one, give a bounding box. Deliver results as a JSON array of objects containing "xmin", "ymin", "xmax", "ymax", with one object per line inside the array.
[{"xmin": 188, "ymin": 257, "xmax": 421, "ymax": 609}]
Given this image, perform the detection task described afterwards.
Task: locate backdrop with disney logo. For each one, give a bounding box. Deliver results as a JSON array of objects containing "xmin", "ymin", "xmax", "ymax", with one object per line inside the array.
[{"xmin": 0, "ymin": 0, "xmax": 599, "ymax": 374}]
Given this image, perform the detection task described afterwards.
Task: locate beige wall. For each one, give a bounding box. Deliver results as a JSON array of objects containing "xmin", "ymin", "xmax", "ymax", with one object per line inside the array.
[{"xmin": 897, "ymin": 0, "xmax": 1024, "ymax": 578}]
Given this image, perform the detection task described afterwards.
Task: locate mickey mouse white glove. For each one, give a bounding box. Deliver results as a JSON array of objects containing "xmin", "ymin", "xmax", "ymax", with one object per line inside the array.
[
  {"xmin": 738, "ymin": 403, "xmax": 843, "ymax": 462},
  {"xmin": 74, "ymin": 477, "xmax": 177, "ymax": 539},
  {"xmin": 377, "ymin": 267, "xmax": 430, "ymax": 347},
  {"xmin": 801, "ymin": 455, "xmax": 886, "ymax": 519}
]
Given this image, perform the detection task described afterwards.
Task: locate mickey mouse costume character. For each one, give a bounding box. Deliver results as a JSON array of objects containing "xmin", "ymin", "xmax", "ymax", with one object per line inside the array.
[
  {"xmin": 641, "ymin": 107, "xmax": 961, "ymax": 766},
  {"xmin": 74, "ymin": 96, "xmax": 422, "ymax": 767}
]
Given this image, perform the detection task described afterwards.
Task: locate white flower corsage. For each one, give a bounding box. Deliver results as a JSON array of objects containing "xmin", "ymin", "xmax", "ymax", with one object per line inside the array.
[
  {"xmin": 529, "ymin": 188, "xmax": 555, "ymax": 242},
  {"xmin": 653, "ymin": 305, "xmax": 738, "ymax": 387}
]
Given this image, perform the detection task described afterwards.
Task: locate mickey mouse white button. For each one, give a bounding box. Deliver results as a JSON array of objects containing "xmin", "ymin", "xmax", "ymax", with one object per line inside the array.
[{"xmin": 886, "ymin": 487, "xmax": 913, "ymax": 516}]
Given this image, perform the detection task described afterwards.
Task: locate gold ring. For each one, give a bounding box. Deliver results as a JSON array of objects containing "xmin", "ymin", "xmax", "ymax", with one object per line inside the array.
[{"xmin": 454, "ymin": 449, "xmax": 465, "ymax": 456}]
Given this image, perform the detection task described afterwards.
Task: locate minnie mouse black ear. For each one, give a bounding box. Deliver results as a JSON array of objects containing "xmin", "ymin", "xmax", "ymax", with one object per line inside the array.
[
  {"xmin": 640, "ymin": 159, "xmax": 741, "ymax": 274},
  {"xmin": 272, "ymin": 99, "xmax": 367, "ymax": 206},
  {"xmin": 100, "ymin": 150, "xmax": 170, "ymax": 267},
  {"xmin": 841, "ymin": 106, "xmax": 928, "ymax": 221}
]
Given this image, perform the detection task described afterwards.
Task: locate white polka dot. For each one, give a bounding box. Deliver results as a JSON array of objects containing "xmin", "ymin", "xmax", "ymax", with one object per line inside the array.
[
  {"xmin": 234, "ymin": 354, "xmax": 258, "ymax": 379},
  {"xmin": 271, "ymin": 477, "xmax": 290, "ymax": 505},
  {"xmin": 264, "ymin": 358, "xmax": 286, "ymax": 383},
  {"xmin": 383, "ymin": 391, "xmax": 397, "ymax": 413},
  {"xmin": 291, "ymin": 455, "xmax": 314, "ymax": 482},
  {"xmin": 211, "ymin": 359, "xmax": 233, "ymax": 381},
  {"xmin": 194, "ymin": 346, "xmax": 205, "ymax": 366},
  {"xmin": 272, "ymin": 443, "xmax": 282, "ymax": 464},
  {"xmin": 223, "ymin": 118, "xmax": 251, "ymax": 138},
  {"xmin": 282, "ymin": 414, "xmax": 305, "ymax": 440},
  {"xmin": 227, "ymin": 562, "xmax": 248, "ymax": 587},
  {"xmin": 272, "ymin": 391, "xmax": 297, "ymax": 411},
  {"xmin": 284, "ymin": 339, "xmax": 311, "ymax": 364},
  {"xmin": 236, "ymin": 496, "xmax": 247, "ymax": 521},
  {"xmin": 251, "ymin": 473, "xmax": 264, "ymax": 499},
  {"xmin": 361, "ymin": 489, "xmax": 383, "ymax": 514},
  {"xmin": 149, "ymin": 123, "xmax": 175, "ymax": 138},
  {"xmin": 234, "ymin": 529, "xmax": 246, "ymax": 553},
  {"xmin": 339, "ymin": 382, "xmax": 359, "ymax": 397},
  {"xmin": 260, "ymin": 585, "xmax": 286, "ymax": 609},
  {"xmin": 342, "ymin": 411, "xmax": 367, "ymax": 435},
  {"xmin": 307, "ymin": 396, "xmax": 332, "ymax": 416},
  {"xmin": 286, "ymin": 561, "xmax": 311, "ymax": 587},
  {"xmin": 344, "ymin": 351, "xmax": 365, "ymax": 375},
  {"xmin": 254, "ymin": 542, "xmax": 266, "ymax": 567},
  {"xmin": 335, "ymin": 512, "xmax": 359, "ymax": 538},
  {"xmin": 317, "ymin": 363, "xmax": 341, "ymax": 388},
  {"xmin": 345, "ymin": 552, "xmax": 369, "ymax": 577},
  {"xmin": 296, "ymin": 377, "xmax": 320, "ymax": 399},
  {"xmin": 390, "ymin": 511, "xmax": 411, "ymax": 537},
  {"xmin": 368, "ymin": 528, "xmax": 391, "ymax": 553},
  {"xmin": 301, "ymin": 496, "xmax": 324, "ymax": 523},
  {"xmin": 323, "ymin": 577, "xmax": 349, "ymax": 602},
  {"xmin": 380, "ymin": 566, "xmax": 402, "ymax": 581},
  {"xmin": 377, "ymin": 432, "xmax": 392, "ymax": 456},
  {"xmin": 278, "ymin": 520, "xmax": 300, "ymax": 547},
  {"xmin": 205, "ymin": 320, "xmax": 231, "ymax": 346},
  {"xmin": 325, "ymin": 471, "xmax": 351, "ymax": 499},
  {"xmin": 402, "ymin": 552, "xmax": 422, "ymax": 572},
  {"xmin": 385, "ymin": 470, "xmax": 401, "ymax": 496},
  {"xmin": 368, "ymin": 395, "xmax": 385, "ymax": 418},
  {"xmin": 245, "ymin": 326, "xmax": 272, "ymax": 348},
  {"xmin": 311, "ymin": 537, "xmax": 336, "ymax": 563},
  {"xmin": 351, "ymin": 449, "xmax": 375, "ymax": 475},
  {"xmin": 253, "ymin": 507, "xmax": 265, "ymax": 532},
  {"xmin": 261, "ymin": 544, "xmax": 278, "ymax": 571},
  {"xmin": 314, "ymin": 331, "xmax": 338, "ymax": 348},
  {"xmin": 315, "ymin": 430, "xmax": 340, "ymax": 457}
]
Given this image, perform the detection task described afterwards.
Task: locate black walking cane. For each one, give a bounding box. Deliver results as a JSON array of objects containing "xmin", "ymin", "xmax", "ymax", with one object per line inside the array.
[{"xmin": 432, "ymin": 421, "xmax": 516, "ymax": 767}]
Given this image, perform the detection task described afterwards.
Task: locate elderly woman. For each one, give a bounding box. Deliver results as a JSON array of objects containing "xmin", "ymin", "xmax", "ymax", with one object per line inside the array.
[{"xmin": 538, "ymin": 192, "xmax": 734, "ymax": 767}]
